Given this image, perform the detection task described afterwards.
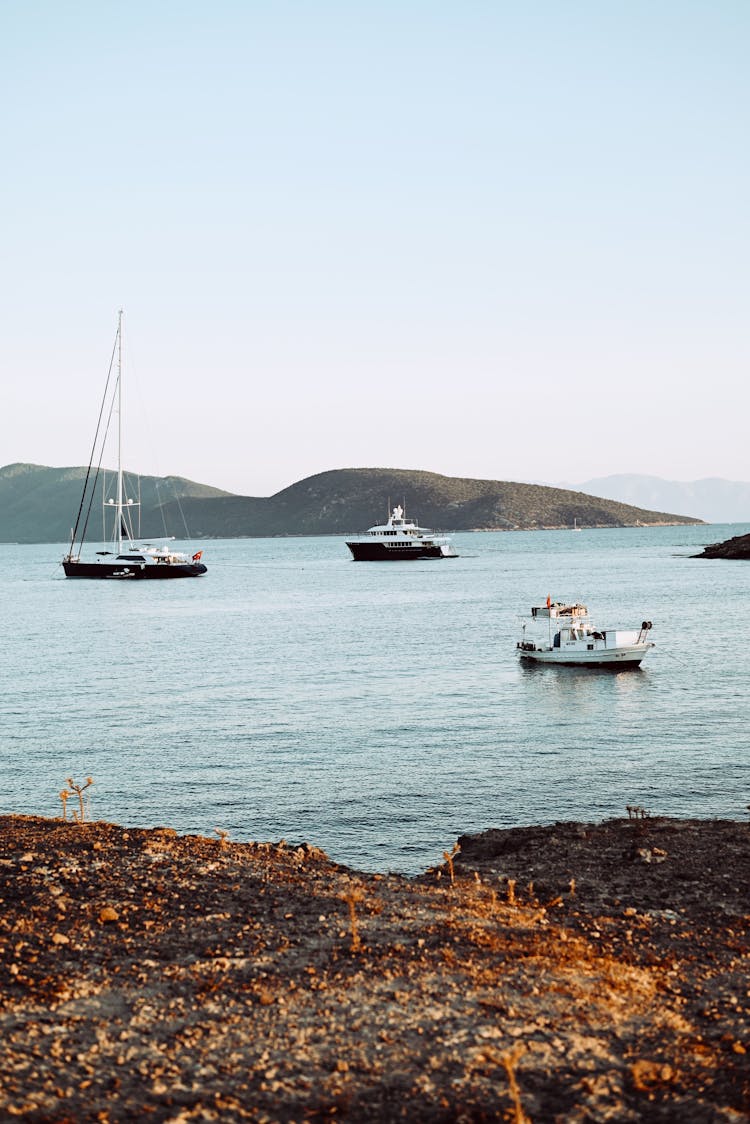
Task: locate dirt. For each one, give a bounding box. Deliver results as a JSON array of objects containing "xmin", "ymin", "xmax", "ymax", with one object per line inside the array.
[{"xmin": 0, "ymin": 813, "xmax": 748, "ymax": 1122}]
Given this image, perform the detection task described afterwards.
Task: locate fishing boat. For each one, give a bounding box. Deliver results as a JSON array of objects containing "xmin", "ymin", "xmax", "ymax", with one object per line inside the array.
[
  {"xmin": 346, "ymin": 504, "xmax": 457, "ymax": 560},
  {"xmin": 517, "ymin": 600, "xmax": 654, "ymax": 668},
  {"xmin": 62, "ymin": 312, "xmax": 207, "ymax": 580}
]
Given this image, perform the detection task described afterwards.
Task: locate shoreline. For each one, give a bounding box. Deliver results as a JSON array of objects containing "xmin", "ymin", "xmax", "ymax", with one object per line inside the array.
[
  {"xmin": 1, "ymin": 813, "xmax": 747, "ymax": 1121},
  {"xmin": 2, "ymin": 519, "xmax": 707, "ymax": 546}
]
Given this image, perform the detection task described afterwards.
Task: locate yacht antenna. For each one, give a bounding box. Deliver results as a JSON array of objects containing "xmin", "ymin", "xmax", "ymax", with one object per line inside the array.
[{"xmin": 116, "ymin": 310, "xmax": 124, "ymax": 554}]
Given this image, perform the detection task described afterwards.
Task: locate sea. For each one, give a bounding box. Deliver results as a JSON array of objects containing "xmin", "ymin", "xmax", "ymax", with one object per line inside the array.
[{"xmin": 2, "ymin": 524, "xmax": 748, "ymax": 874}]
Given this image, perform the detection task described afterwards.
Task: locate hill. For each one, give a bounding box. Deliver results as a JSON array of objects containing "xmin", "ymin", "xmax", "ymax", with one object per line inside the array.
[
  {"xmin": 576, "ymin": 473, "xmax": 750, "ymax": 524},
  {"xmin": 0, "ymin": 463, "xmax": 230, "ymax": 545},
  {"xmin": 0, "ymin": 464, "xmax": 701, "ymax": 543},
  {"xmin": 158, "ymin": 467, "xmax": 700, "ymax": 539}
]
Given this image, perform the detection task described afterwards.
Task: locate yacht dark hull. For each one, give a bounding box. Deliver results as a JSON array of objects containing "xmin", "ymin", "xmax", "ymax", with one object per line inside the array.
[
  {"xmin": 63, "ymin": 560, "xmax": 207, "ymax": 579},
  {"xmin": 346, "ymin": 542, "xmax": 447, "ymax": 561}
]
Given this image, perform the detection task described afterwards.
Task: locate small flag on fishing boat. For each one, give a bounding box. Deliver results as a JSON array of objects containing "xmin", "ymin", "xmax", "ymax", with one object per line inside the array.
[{"xmin": 192, "ymin": 551, "xmax": 203, "ymax": 562}]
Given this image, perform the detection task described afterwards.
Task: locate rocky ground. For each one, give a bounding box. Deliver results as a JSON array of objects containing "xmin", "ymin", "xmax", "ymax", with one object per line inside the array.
[{"xmin": 0, "ymin": 813, "xmax": 747, "ymax": 1123}]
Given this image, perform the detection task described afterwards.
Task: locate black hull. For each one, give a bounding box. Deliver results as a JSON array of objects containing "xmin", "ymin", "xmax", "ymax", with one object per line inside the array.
[
  {"xmin": 346, "ymin": 542, "xmax": 447, "ymax": 561},
  {"xmin": 63, "ymin": 561, "xmax": 207, "ymax": 580}
]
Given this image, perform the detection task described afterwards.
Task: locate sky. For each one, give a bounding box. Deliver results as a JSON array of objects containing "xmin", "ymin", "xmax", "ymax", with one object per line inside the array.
[{"xmin": 2, "ymin": 1, "xmax": 749, "ymax": 497}]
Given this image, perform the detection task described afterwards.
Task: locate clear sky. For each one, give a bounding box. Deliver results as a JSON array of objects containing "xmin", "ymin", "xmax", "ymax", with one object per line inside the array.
[{"xmin": 2, "ymin": 1, "xmax": 748, "ymax": 496}]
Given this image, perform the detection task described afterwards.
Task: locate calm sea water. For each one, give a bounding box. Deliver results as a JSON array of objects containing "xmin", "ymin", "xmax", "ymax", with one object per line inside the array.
[{"xmin": 2, "ymin": 524, "xmax": 748, "ymax": 872}]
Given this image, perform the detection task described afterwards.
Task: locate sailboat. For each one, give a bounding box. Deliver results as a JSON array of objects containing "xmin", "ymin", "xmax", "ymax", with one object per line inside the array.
[{"xmin": 62, "ymin": 311, "xmax": 208, "ymax": 580}]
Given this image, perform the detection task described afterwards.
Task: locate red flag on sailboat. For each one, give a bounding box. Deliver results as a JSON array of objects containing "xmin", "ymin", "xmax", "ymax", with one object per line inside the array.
[
  {"xmin": 192, "ymin": 551, "xmax": 203, "ymax": 562},
  {"xmin": 546, "ymin": 594, "xmax": 551, "ymax": 608}
]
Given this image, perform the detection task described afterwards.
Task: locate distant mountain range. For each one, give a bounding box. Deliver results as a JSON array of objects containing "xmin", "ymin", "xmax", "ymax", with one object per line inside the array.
[
  {"xmin": 0, "ymin": 463, "xmax": 701, "ymax": 544},
  {"xmin": 574, "ymin": 475, "xmax": 750, "ymax": 525}
]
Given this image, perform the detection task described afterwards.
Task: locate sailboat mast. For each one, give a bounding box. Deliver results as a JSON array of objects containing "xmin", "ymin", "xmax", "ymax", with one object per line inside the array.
[{"xmin": 116, "ymin": 309, "xmax": 124, "ymax": 553}]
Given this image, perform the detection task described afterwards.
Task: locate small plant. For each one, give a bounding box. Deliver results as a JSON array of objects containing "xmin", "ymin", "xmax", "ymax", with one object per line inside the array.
[
  {"xmin": 341, "ymin": 887, "xmax": 365, "ymax": 953},
  {"xmin": 63, "ymin": 777, "xmax": 93, "ymax": 823},
  {"xmin": 626, "ymin": 804, "xmax": 650, "ymax": 820},
  {"xmin": 500, "ymin": 1042, "xmax": 531, "ymax": 1124},
  {"xmin": 442, "ymin": 842, "xmax": 461, "ymax": 886},
  {"xmin": 479, "ymin": 1043, "xmax": 530, "ymax": 1124},
  {"xmin": 214, "ymin": 828, "xmax": 229, "ymax": 847},
  {"xmin": 506, "ymin": 877, "xmax": 516, "ymax": 905},
  {"xmin": 59, "ymin": 789, "xmax": 70, "ymax": 820}
]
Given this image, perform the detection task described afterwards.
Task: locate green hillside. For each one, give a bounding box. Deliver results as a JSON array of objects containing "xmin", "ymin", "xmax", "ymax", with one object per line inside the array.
[
  {"xmin": 158, "ymin": 467, "xmax": 701, "ymax": 539},
  {"xmin": 0, "ymin": 463, "xmax": 701, "ymax": 544},
  {"xmin": 0, "ymin": 463, "xmax": 230, "ymax": 544}
]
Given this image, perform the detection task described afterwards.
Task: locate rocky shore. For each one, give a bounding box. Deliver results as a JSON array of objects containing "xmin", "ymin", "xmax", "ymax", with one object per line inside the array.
[
  {"xmin": 1, "ymin": 814, "xmax": 748, "ymax": 1122},
  {"xmin": 694, "ymin": 533, "xmax": 750, "ymax": 560}
]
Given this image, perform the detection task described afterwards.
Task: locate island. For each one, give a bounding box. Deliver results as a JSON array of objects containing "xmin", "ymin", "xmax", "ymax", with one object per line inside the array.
[{"xmin": 0, "ymin": 463, "xmax": 702, "ymax": 543}]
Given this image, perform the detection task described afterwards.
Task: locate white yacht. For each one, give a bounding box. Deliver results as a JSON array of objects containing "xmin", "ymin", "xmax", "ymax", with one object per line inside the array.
[
  {"xmin": 517, "ymin": 601, "xmax": 654, "ymax": 668},
  {"xmin": 346, "ymin": 505, "xmax": 457, "ymax": 560}
]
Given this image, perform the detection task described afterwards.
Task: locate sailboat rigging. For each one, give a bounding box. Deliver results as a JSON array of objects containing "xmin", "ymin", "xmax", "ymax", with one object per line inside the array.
[{"xmin": 62, "ymin": 311, "xmax": 208, "ymax": 580}]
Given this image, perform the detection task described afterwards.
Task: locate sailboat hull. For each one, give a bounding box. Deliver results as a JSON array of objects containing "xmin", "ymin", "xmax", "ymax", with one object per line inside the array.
[{"xmin": 62, "ymin": 560, "xmax": 207, "ymax": 579}]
